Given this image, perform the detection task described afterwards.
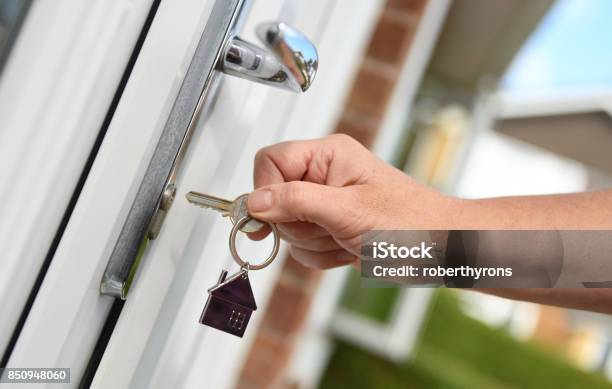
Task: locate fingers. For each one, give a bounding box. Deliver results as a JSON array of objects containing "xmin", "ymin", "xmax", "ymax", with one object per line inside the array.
[
  {"xmin": 247, "ymin": 221, "xmax": 327, "ymax": 242},
  {"xmin": 253, "ymin": 139, "xmax": 324, "ymax": 188},
  {"xmin": 290, "ymin": 246, "xmax": 357, "ymax": 269},
  {"xmin": 252, "ymin": 134, "xmax": 370, "ymax": 188},
  {"xmin": 247, "ymin": 181, "xmax": 358, "ymax": 235},
  {"xmin": 284, "ymin": 235, "xmax": 341, "ymax": 252},
  {"xmin": 277, "ymin": 221, "xmax": 329, "ymax": 240}
]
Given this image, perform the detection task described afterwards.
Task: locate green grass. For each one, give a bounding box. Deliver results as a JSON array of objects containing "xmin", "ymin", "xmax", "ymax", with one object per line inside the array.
[
  {"xmin": 339, "ymin": 270, "xmax": 401, "ymax": 323},
  {"xmin": 320, "ymin": 290, "xmax": 612, "ymax": 389}
]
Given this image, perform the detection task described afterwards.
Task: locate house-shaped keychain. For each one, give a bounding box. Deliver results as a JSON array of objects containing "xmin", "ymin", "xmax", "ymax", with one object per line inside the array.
[{"xmin": 199, "ymin": 269, "xmax": 257, "ymax": 337}]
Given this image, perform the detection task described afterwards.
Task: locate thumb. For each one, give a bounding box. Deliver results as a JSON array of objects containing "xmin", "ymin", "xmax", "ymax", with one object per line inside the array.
[{"xmin": 247, "ymin": 181, "xmax": 354, "ymax": 233}]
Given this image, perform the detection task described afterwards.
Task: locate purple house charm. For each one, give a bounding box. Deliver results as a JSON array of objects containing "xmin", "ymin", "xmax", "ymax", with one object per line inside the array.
[{"xmin": 199, "ymin": 269, "xmax": 257, "ymax": 337}]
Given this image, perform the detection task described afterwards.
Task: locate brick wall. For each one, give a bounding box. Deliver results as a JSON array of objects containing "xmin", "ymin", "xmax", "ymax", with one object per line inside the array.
[{"xmin": 237, "ymin": 1, "xmax": 427, "ymax": 387}]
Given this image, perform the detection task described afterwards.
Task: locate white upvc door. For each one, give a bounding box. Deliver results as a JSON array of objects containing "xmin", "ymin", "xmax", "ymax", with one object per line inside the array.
[
  {"xmin": 3, "ymin": 0, "xmax": 381, "ymax": 388},
  {"xmin": 0, "ymin": 0, "xmax": 155, "ymax": 360}
]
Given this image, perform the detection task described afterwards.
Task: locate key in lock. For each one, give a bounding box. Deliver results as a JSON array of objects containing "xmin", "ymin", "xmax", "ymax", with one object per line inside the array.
[{"xmin": 185, "ymin": 191, "xmax": 265, "ymax": 233}]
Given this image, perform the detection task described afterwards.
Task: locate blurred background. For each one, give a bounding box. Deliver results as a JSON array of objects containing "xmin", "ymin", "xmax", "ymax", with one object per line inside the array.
[
  {"xmin": 240, "ymin": 0, "xmax": 612, "ymax": 388},
  {"xmin": 2, "ymin": 0, "xmax": 612, "ymax": 388}
]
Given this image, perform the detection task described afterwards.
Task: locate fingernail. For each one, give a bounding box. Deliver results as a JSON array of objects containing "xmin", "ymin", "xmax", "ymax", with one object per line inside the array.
[
  {"xmin": 337, "ymin": 251, "xmax": 356, "ymax": 261},
  {"xmin": 249, "ymin": 189, "xmax": 273, "ymax": 212}
]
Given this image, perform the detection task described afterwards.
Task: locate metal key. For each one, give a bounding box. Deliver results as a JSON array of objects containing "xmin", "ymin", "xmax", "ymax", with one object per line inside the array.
[{"xmin": 185, "ymin": 191, "xmax": 265, "ymax": 233}]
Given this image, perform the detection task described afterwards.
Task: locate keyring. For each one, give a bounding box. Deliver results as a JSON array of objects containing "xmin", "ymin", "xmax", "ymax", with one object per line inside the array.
[{"xmin": 229, "ymin": 216, "xmax": 280, "ymax": 271}]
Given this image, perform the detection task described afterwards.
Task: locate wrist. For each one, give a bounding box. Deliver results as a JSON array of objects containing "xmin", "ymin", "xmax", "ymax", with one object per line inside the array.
[
  {"xmin": 437, "ymin": 193, "xmax": 467, "ymax": 230},
  {"xmin": 453, "ymin": 197, "xmax": 515, "ymax": 229}
]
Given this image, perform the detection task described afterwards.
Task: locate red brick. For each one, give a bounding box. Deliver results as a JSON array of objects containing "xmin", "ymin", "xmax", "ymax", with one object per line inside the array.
[
  {"xmin": 366, "ymin": 12, "xmax": 416, "ymax": 65},
  {"xmin": 240, "ymin": 333, "xmax": 291, "ymax": 387},
  {"xmin": 362, "ymin": 57, "xmax": 400, "ymax": 78},
  {"xmin": 345, "ymin": 66, "xmax": 395, "ymax": 118},
  {"xmin": 259, "ymin": 278, "xmax": 314, "ymax": 336},
  {"xmin": 387, "ymin": 0, "xmax": 427, "ymax": 15},
  {"xmin": 335, "ymin": 112, "xmax": 381, "ymax": 148},
  {"xmin": 281, "ymin": 256, "xmax": 321, "ymax": 289}
]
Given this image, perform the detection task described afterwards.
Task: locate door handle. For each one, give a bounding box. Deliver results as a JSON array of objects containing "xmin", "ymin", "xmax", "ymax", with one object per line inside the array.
[
  {"xmin": 100, "ymin": 0, "xmax": 319, "ymax": 299},
  {"xmin": 221, "ymin": 22, "xmax": 318, "ymax": 92}
]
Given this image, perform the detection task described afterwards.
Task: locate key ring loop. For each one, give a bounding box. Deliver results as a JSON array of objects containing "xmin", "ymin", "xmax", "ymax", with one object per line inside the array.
[{"xmin": 229, "ymin": 216, "xmax": 280, "ymax": 271}]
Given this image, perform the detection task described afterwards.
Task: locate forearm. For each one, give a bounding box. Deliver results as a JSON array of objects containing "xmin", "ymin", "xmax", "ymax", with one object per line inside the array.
[
  {"xmin": 447, "ymin": 190, "xmax": 612, "ymax": 311},
  {"xmin": 453, "ymin": 190, "xmax": 612, "ymax": 229}
]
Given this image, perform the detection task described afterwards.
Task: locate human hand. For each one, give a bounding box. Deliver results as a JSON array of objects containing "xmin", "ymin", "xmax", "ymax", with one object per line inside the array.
[{"xmin": 247, "ymin": 134, "xmax": 459, "ymax": 269}]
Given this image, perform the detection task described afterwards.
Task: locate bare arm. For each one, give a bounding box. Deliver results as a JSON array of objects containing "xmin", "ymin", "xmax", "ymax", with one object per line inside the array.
[
  {"xmin": 458, "ymin": 192, "xmax": 612, "ymax": 313},
  {"xmin": 459, "ymin": 191, "xmax": 612, "ymax": 230},
  {"xmin": 247, "ymin": 134, "xmax": 612, "ymax": 313}
]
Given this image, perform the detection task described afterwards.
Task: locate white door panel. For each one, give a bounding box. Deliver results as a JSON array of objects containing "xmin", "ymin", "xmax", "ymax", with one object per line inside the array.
[{"xmin": 0, "ymin": 0, "xmax": 154, "ymax": 357}]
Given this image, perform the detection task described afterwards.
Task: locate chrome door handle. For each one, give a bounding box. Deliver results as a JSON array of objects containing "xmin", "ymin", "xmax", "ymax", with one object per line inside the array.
[{"xmin": 221, "ymin": 22, "xmax": 318, "ymax": 92}]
